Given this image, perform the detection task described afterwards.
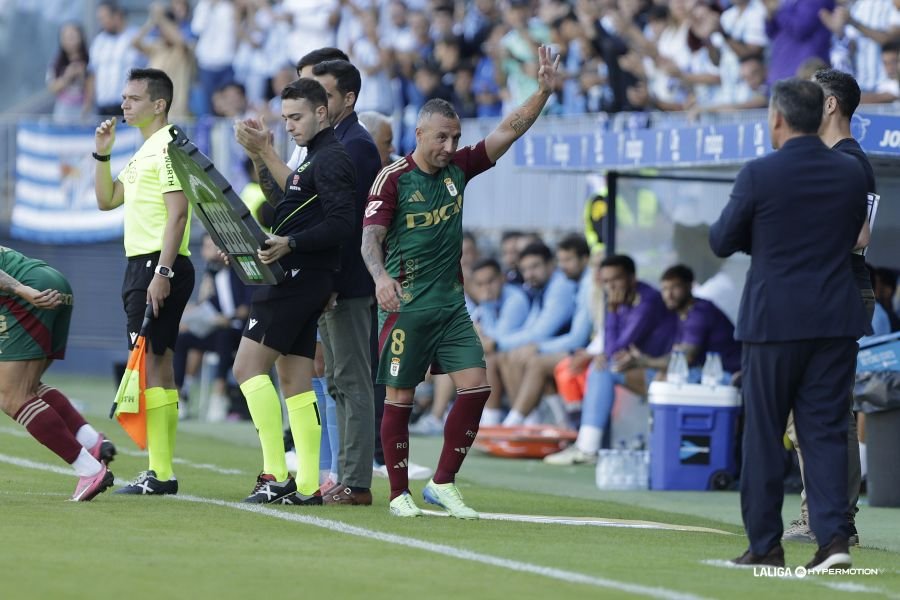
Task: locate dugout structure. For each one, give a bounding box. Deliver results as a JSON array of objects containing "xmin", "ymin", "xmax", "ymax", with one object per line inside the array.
[{"xmin": 513, "ymin": 109, "xmax": 900, "ymax": 323}]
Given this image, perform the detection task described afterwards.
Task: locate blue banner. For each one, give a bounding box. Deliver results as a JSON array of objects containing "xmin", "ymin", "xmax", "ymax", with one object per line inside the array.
[
  {"xmin": 514, "ymin": 111, "xmax": 899, "ymax": 171},
  {"xmin": 12, "ymin": 121, "xmax": 142, "ymax": 243}
]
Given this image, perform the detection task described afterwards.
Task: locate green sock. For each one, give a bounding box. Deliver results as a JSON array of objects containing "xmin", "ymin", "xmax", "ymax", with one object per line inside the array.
[
  {"xmin": 240, "ymin": 375, "xmax": 288, "ymax": 481},
  {"xmin": 165, "ymin": 389, "xmax": 179, "ymax": 461},
  {"xmin": 285, "ymin": 391, "xmax": 321, "ymax": 495},
  {"xmin": 146, "ymin": 387, "xmax": 175, "ymax": 481}
]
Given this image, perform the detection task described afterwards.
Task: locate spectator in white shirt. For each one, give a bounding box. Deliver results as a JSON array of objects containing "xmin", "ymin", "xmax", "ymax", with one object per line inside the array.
[
  {"xmin": 89, "ymin": 0, "xmax": 140, "ymax": 116},
  {"xmin": 711, "ymin": 0, "xmax": 768, "ymax": 104},
  {"xmin": 863, "ymin": 40, "xmax": 900, "ymax": 102},
  {"xmin": 820, "ymin": 0, "xmax": 900, "ymax": 91},
  {"xmin": 192, "ymin": 0, "xmax": 237, "ymax": 116}
]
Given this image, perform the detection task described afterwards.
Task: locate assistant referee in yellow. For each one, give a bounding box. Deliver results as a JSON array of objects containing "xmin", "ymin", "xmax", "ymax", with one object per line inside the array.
[{"xmin": 94, "ymin": 68, "xmax": 194, "ymax": 495}]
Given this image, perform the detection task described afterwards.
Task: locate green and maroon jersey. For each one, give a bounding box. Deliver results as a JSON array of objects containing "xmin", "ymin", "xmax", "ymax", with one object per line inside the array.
[
  {"xmin": 0, "ymin": 246, "xmax": 47, "ymax": 287},
  {"xmin": 364, "ymin": 140, "xmax": 494, "ymax": 311}
]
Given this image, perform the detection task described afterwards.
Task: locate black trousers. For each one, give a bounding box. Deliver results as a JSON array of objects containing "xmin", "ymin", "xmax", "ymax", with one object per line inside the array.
[{"xmin": 740, "ymin": 338, "xmax": 856, "ymax": 555}]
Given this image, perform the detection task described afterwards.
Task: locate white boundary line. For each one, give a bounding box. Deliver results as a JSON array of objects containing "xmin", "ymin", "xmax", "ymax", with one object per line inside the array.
[
  {"xmin": 0, "ymin": 452, "xmax": 706, "ymax": 600},
  {"xmin": 0, "ymin": 426, "xmax": 247, "ymax": 476},
  {"xmin": 421, "ymin": 509, "xmax": 733, "ymax": 534}
]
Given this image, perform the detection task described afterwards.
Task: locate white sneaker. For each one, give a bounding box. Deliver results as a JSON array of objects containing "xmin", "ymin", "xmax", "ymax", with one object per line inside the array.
[
  {"xmin": 543, "ymin": 445, "xmax": 597, "ymax": 466},
  {"xmin": 407, "ymin": 461, "xmax": 433, "ymax": 480},
  {"xmin": 373, "ymin": 460, "xmax": 433, "ymax": 480},
  {"xmin": 409, "ymin": 414, "xmax": 443, "ymax": 436}
]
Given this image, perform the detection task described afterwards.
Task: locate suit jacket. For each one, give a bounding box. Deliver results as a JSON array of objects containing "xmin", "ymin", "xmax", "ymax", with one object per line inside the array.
[
  {"xmin": 709, "ymin": 135, "xmax": 868, "ymax": 343},
  {"xmin": 333, "ymin": 111, "xmax": 382, "ymax": 298}
]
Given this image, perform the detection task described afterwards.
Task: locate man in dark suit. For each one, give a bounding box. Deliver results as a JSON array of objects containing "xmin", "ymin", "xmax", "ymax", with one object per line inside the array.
[
  {"xmin": 308, "ymin": 60, "xmax": 384, "ymax": 505},
  {"xmin": 709, "ymin": 78, "xmax": 868, "ymax": 571}
]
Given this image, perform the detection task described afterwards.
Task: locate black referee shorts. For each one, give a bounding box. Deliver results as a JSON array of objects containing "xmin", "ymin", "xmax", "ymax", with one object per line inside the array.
[
  {"xmin": 122, "ymin": 253, "xmax": 195, "ymax": 356},
  {"xmin": 243, "ymin": 269, "xmax": 333, "ymax": 358}
]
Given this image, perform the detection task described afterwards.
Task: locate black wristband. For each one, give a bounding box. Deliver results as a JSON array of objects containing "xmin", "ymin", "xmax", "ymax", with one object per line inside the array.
[{"xmin": 92, "ymin": 152, "xmax": 112, "ymax": 162}]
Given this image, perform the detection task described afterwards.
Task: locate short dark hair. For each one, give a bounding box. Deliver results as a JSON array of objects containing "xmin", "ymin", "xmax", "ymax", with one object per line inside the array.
[
  {"xmin": 813, "ymin": 69, "xmax": 861, "ymax": 120},
  {"xmin": 127, "ymin": 68, "xmax": 173, "ymax": 116},
  {"xmin": 312, "ymin": 60, "xmax": 361, "ymax": 101},
  {"xmin": 417, "ymin": 98, "xmax": 458, "ymax": 125},
  {"xmin": 882, "ymin": 40, "xmax": 900, "ymax": 54},
  {"xmin": 661, "ymin": 264, "xmax": 695, "ymax": 285},
  {"xmin": 472, "ymin": 257, "xmax": 502, "ymax": 274},
  {"xmin": 770, "ymin": 78, "xmax": 824, "ymax": 135},
  {"xmin": 501, "ymin": 230, "xmax": 523, "ymax": 243},
  {"xmin": 519, "ymin": 241, "xmax": 553, "ymax": 263},
  {"xmin": 600, "ymin": 254, "xmax": 636, "ymax": 276},
  {"xmin": 556, "ymin": 233, "xmax": 590, "ymax": 258},
  {"xmin": 296, "ymin": 47, "xmax": 349, "ymax": 74},
  {"xmin": 281, "ymin": 78, "xmax": 328, "ymax": 109},
  {"xmin": 98, "ymin": 0, "xmax": 123, "ymax": 14}
]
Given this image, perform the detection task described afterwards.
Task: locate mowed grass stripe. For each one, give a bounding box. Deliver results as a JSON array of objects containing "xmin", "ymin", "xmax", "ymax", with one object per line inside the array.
[{"xmin": 0, "ymin": 451, "xmax": 705, "ymax": 600}]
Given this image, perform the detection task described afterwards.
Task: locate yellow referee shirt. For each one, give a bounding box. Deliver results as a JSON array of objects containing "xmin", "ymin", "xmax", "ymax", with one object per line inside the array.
[{"xmin": 117, "ymin": 124, "xmax": 191, "ymax": 257}]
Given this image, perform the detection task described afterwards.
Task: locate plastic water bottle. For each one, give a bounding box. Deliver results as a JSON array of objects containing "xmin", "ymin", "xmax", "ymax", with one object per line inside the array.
[
  {"xmin": 666, "ymin": 351, "xmax": 689, "ymax": 383},
  {"xmin": 701, "ymin": 352, "xmax": 724, "ymax": 386}
]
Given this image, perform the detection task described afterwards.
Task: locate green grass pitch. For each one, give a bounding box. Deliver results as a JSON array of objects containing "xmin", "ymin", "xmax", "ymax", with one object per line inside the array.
[{"xmin": 1, "ymin": 374, "xmax": 898, "ymax": 600}]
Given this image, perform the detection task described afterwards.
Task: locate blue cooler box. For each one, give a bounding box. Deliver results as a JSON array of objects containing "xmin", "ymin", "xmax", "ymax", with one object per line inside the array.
[{"xmin": 648, "ymin": 382, "xmax": 742, "ymax": 490}]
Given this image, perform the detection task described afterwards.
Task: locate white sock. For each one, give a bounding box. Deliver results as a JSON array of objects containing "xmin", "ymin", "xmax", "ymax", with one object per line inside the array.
[
  {"xmin": 75, "ymin": 424, "xmax": 100, "ymax": 449},
  {"xmin": 482, "ymin": 408, "xmax": 504, "ymax": 426},
  {"xmin": 72, "ymin": 448, "xmax": 102, "ymax": 477},
  {"xmin": 523, "ymin": 410, "xmax": 542, "ymax": 425},
  {"xmin": 576, "ymin": 425, "xmax": 602, "ymax": 454},
  {"xmin": 183, "ymin": 375, "xmax": 195, "ymax": 393}
]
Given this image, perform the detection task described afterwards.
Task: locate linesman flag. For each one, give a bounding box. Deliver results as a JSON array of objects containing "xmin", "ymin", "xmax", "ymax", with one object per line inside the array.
[{"xmin": 109, "ymin": 304, "xmax": 154, "ymax": 449}]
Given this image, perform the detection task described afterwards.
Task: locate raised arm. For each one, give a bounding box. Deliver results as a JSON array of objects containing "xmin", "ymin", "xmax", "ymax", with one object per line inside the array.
[
  {"xmin": 484, "ymin": 45, "xmax": 560, "ymax": 163},
  {"xmin": 94, "ymin": 117, "xmax": 125, "ymax": 211},
  {"xmin": 234, "ymin": 119, "xmax": 292, "ymax": 206}
]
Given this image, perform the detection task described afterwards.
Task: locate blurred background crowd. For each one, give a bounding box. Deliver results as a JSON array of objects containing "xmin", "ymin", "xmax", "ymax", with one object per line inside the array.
[{"xmin": 14, "ymin": 0, "xmax": 900, "ymax": 155}]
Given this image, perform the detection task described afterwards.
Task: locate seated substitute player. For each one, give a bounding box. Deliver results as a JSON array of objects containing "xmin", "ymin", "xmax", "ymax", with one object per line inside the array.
[
  {"xmin": 231, "ymin": 78, "xmax": 356, "ymax": 505},
  {"xmin": 361, "ymin": 45, "xmax": 561, "ymax": 519},
  {"xmin": 0, "ymin": 246, "xmax": 116, "ymax": 501}
]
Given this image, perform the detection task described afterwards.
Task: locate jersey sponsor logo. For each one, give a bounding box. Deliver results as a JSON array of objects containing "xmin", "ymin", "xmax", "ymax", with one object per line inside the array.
[
  {"xmin": 297, "ymin": 161, "xmax": 311, "ymax": 173},
  {"xmin": 248, "ymin": 318, "xmax": 258, "ymax": 330},
  {"xmin": 390, "ymin": 357, "xmax": 400, "ymax": 376},
  {"xmin": 408, "ymin": 190, "xmax": 426, "ymax": 203},
  {"xmin": 405, "ymin": 196, "xmax": 463, "ymax": 229},
  {"xmin": 365, "ymin": 200, "xmax": 383, "ymax": 218},
  {"xmin": 125, "ymin": 161, "xmax": 137, "ymax": 184},
  {"xmin": 163, "ymin": 149, "xmax": 175, "ymax": 187},
  {"xmin": 444, "ymin": 177, "xmax": 458, "ymax": 197}
]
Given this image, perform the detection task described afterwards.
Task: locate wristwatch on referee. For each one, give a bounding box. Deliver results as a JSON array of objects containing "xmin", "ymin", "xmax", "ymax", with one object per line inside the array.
[
  {"xmin": 287, "ymin": 235, "xmax": 297, "ymax": 251},
  {"xmin": 154, "ymin": 264, "xmax": 174, "ymax": 279}
]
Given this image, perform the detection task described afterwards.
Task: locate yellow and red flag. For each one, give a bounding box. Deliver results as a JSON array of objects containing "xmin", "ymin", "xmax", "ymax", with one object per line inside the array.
[{"xmin": 109, "ymin": 305, "xmax": 153, "ymax": 449}]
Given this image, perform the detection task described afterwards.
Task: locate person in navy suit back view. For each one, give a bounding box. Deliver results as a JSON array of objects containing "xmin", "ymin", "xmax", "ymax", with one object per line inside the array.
[{"xmin": 709, "ymin": 78, "xmax": 868, "ymax": 571}]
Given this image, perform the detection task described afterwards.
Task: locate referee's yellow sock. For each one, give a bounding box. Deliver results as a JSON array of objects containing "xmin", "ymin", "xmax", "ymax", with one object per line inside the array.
[
  {"xmin": 240, "ymin": 375, "xmax": 288, "ymax": 482},
  {"xmin": 285, "ymin": 391, "xmax": 321, "ymax": 496},
  {"xmin": 146, "ymin": 387, "xmax": 175, "ymax": 481},
  {"xmin": 166, "ymin": 389, "xmax": 179, "ymax": 460}
]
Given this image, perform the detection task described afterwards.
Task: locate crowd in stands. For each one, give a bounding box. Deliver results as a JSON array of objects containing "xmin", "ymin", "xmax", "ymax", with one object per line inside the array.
[{"xmin": 48, "ymin": 0, "xmax": 900, "ymax": 153}]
